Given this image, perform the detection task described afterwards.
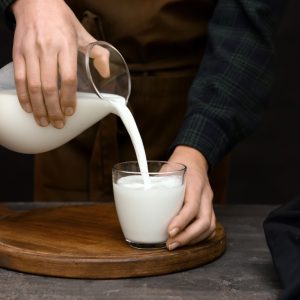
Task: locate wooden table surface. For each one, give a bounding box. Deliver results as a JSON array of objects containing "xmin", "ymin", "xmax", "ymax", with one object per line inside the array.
[{"xmin": 0, "ymin": 203, "xmax": 282, "ymax": 300}]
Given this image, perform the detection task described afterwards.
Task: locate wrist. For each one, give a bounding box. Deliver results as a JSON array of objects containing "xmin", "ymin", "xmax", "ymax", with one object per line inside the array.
[{"xmin": 171, "ymin": 145, "xmax": 209, "ymax": 173}]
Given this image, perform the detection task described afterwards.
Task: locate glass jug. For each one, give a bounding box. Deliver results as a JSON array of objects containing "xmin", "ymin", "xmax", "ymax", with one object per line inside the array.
[{"xmin": 0, "ymin": 41, "xmax": 130, "ymax": 154}]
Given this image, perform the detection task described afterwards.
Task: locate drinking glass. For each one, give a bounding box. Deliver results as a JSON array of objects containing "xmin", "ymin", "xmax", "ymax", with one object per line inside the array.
[{"xmin": 112, "ymin": 161, "xmax": 186, "ymax": 249}]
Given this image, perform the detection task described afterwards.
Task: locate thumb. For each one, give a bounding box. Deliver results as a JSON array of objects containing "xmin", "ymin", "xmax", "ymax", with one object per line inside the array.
[
  {"xmin": 91, "ymin": 46, "xmax": 110, "ymax": 78},
  {"xmin": 78, "ymin": 33, "xmax": 110, "ymax": 78}
]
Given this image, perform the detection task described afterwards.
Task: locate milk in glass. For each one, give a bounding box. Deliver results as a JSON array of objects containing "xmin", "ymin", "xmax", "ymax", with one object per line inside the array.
[{"xmin": 113, "ymin": 174, "xmax": 185, "ymax": 245}]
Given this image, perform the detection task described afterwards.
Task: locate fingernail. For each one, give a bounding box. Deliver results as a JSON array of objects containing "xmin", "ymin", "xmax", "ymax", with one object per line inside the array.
[
  {"xmin": 23, "ymin": 103, "xmax": 32, "ymax": 113},
  {"xmin": 169, "ymin": 227, "xmax": 179, "ymax": 237},
  {"xmin": 53, "ymin": 120, "xmax": 64, "ymax": 129},
  {"xmin": 39, "ymin": 117, "xmax": 49, "ymax": 127},
  {"xmin": 64, "ymin": 107, "xmax": 74, "ymax": 116},
  {"xmin": 168, "ymin": 242, "xmax": 180, "ymax": 251}
]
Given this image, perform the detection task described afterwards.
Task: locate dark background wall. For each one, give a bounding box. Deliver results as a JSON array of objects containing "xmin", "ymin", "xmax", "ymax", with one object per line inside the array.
[
  {"xmin": 228, "ymin": 0, "xmax": 300, "ymax": 204},
  {"xmin": 0, "ymin": 1, "xmax": 299, "ymax": 203},
  {"xmin": 0, "ymin": 17, "xmax": 34, "ymax": 202}
]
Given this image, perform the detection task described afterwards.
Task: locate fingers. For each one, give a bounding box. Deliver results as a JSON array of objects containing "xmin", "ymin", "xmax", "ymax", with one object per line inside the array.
[
  {"xmin": 10, "ymin": 0, "xmax": 82, "ymax": 129},
  {"xmin": 22, "ymin": 49, "xmax": 70, "ymax": 129},
  {"xmin": 13, "ymin": 40, "xmax": 77, "ymax": 129},
  {"xmin": 182, "ymin": 210, "xmax": 216, "ymax": 245},
  {"xmin": 166, "ymin": 180, "xmax": 216, "ymax": 251},
  {"xmin": 40, "ymin": 51, "xmax": 63, "ymax": 128},
  {"xmin": 11, "ymin": 0, "xmax": 109, "ymax": 128},
  {"xmin": 58, "ymin": 44, "xmax": 77, "ymax": 119},
  {"xmin": 167, "ymin": 203, "xmax": 216, "ymax": 251},
  {"xmin": 25, "ymin": 50, "xmax": 49, "ymax": 127},
  {"xmin": 12, "ymin": 10, "xmax": 109, "ymax": 128},
  {"xmin": 13, "ymin": 53, "xmax": 32, "ymax": 113}
]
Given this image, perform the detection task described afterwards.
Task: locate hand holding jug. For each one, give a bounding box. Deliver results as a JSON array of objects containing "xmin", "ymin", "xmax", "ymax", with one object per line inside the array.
[{"xmin": 0, "ymin": 41, "xmax": 131, "ymax": 154}]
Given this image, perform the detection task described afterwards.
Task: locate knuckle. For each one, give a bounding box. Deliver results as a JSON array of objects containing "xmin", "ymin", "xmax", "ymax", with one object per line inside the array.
[
  {"xmin": 18, "ymin": 92, "xmax": 28, "ymax": 103},
  {"xmin": 42, "ymin": 85, "xmax": 57, "ymax": 97},
  {"xmin": 28, "ymin": 83, "xmax": 42, "ymax": 94},
  {"xmin": 62, "ymin": 76, "xmax": 77, "ymax": 87},
  {"xmin": 34, "ymin": 110, "xmax": 47, "ymax": 119},
  {"xmin": 201, "ymin": 220, "xmax": 211, "ymax": 231},
  {"xmin": 13, "ymin": 42, "xmax": 26, "ymax": 58},
  {"xmin": 36, "ymin": 34, "xmax": 52, "ymax": 51},
  {"xmin": 13, "ymin": 44, "xmax": 22, "ymax": 55},
  {"xmin": 48, "ymin": 112, "xmax": 64, "ymax": 121},
  {"xmin": 15, "ymin": 76, "xmax": 26, "ymax": 87}
]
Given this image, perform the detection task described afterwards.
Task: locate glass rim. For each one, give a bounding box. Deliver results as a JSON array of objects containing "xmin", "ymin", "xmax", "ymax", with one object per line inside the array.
[{"xmin": 112, "ymin": 160, "xmax": 187, "ymax": 175}]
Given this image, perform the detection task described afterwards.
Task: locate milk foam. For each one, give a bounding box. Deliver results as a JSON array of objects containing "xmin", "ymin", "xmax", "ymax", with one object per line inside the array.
[{"xmin": 117, "ymin": 175, "xmax": 183, "ymax": 189}]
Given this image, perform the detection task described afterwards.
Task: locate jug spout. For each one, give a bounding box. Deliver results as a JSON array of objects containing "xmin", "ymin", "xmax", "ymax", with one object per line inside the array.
[{"xmin": 0, "ymin": 90, "xmax": 125, "ymax": 154}]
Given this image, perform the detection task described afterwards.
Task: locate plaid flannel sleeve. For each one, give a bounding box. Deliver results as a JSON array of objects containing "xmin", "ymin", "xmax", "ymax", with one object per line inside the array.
[{"xmin": 171, "ymin": 0, "xmax": 285, "ymax": 169}]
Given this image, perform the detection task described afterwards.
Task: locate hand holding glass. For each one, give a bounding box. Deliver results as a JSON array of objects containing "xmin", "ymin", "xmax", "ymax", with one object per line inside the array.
[{"xmin": 113, "ymin": 161, "xmax": 186, "ymax": 249}]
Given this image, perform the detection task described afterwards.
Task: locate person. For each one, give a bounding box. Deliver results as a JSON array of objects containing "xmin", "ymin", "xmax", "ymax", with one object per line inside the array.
[{"xmin": 0, "ymin": 0, "xmax": 284, "ymax": 251}]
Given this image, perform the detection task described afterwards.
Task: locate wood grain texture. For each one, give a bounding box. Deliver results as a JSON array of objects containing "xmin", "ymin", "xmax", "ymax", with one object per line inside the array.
[{"xmin": 0, "ymin": 204, "xmax": 226, "ymax": 278}]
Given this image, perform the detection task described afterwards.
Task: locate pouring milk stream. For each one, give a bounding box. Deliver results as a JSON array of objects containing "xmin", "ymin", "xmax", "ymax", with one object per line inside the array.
[{"xmin": 0, "ymin": 42, "xmax": 151, "ymax": 187}]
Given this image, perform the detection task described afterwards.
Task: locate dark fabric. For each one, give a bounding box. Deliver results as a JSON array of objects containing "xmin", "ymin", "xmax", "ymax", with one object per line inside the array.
[
  {"xmin": 264, "ymin": 198, "xmax": 300, "ymax": 300},
  {"xmin": 0, "ymin": 0, "xmax": 14, "ymax": 13},
  {"xmin": 171, "ymin": 0, "xmax": 285, "ymax": 169},
  {"xmin": 0, "ymin": 0, "xmax": 15, "ymax": 27}
]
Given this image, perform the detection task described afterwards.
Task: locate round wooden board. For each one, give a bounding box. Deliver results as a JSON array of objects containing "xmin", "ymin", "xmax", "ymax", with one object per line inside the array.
[{"xmin": 0, "ymin": 204, "xmax": 226, "ymax": 278}]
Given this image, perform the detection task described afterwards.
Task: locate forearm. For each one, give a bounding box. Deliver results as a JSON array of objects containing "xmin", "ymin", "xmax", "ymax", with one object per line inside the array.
[{"xmin": 172, "ymin": 0, "xmax": 286, "ymax": 169}]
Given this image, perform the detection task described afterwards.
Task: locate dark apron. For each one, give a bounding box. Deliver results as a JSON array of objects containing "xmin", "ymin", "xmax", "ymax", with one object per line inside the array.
[{"xmin": 34, "ymin": 0, "xmax": 229, "ymax": 203}]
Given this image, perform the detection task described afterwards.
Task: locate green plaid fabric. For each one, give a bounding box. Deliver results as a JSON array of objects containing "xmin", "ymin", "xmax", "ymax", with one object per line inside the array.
[{"xmin": 171, "ymin": 0, "xmax": 285, "ymax": 168}]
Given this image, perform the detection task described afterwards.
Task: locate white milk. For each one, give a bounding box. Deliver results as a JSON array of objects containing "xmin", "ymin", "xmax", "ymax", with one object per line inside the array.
[
  {"xmin": 0, "ymin": 90, "xmax": 120, "ymax": 153},
  {"xmin": 113, "ymin": 175, "xmax": 185, "ymax": 244},
  {"xmin": 0, "ymin": 89, "xmax": 149, "ymax": 182},
  {"xmin": 111, "ymin": 100, "xmax": 150, "ymax": 186}
]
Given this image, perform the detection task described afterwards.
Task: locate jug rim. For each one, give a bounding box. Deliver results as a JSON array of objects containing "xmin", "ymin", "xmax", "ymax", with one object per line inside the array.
[{"xmin": 85, "ymin": 41, "xmax": 131, "ymax": 104}]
